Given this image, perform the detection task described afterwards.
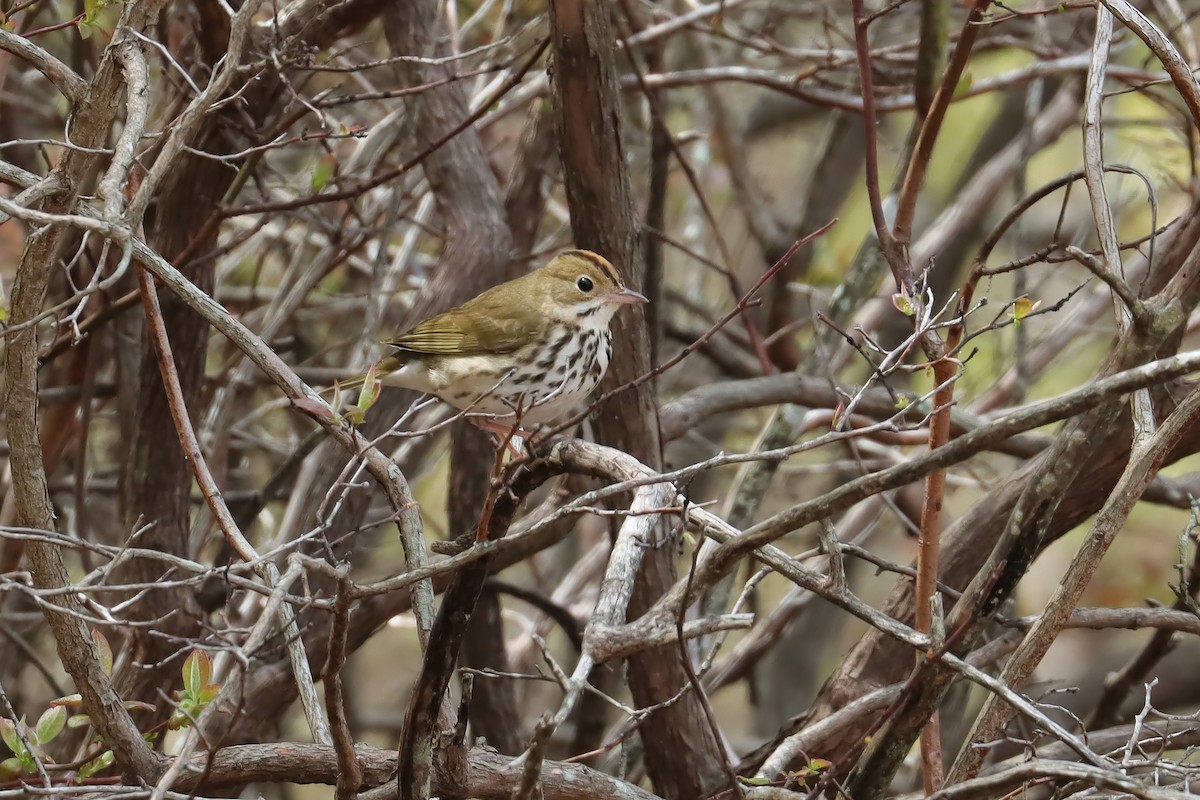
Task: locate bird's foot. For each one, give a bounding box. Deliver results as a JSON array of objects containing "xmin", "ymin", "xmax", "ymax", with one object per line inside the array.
[{"xmin": 469, "ymin": 417, "xmax": 537, "ymax": 457}]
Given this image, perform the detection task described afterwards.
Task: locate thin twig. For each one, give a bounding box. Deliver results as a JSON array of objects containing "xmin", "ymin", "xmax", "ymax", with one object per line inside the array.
[{"xmin": 135, "ymin": 266, "xmax": 332, "ymax": 745}]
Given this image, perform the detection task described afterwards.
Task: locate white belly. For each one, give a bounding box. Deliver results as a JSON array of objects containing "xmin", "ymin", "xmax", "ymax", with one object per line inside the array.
[{"xmin": 382, "ymin": 329, "xmax": 612, "ymax": 427}]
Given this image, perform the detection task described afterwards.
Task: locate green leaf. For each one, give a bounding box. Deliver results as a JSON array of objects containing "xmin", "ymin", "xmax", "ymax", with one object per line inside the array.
[
  {"xmin": 79, "ymin": 0, "xmax": 121, "ymax": 38},
  {"xmin": 355, "ymin": 364, "xmax": 381, "ymax": 415},
  {"xmin": 182, "ymin": 650, "xmax": 211, "ymax": 697},
  {"xmin": 805, "ymin": 758, "xmax": 832, "ymax": 775},
  {"xmin": 346, "ymin": 368, "xmax": 379, "ymax": 423},
  {"xmin": 892, "ymin": 292, "xmax": 916, "ymax": 317},
  {"xmin": 35, "ymin": 707, "xmax": 66, "ymax": 744},
  {"xmin": 17, "ymin": 747, "xmax": 36, "ymax": 772},
  {"xmin": 67, "ymin": 714, "xmax": 92, "ymax": 729},
  {"xmin": 0, "ymin": 717, "xmax": 22, "ymax": 754},
  {"xmin": 92, "ymin": 629, "xmax": 113, "ymax": 675},
  {"xmin": 79, "ymin": 749, "xmax": 114, "ymax": 779},
  {"xmin": 174, "ymin": 655, "xmax": 212, "ymax": 728},
  {"xmin": 0, "ymin": 756, "xmax": 23, "ymax": 779},
  {"xmin": 311, "ymin": 154, "xmax": 337, "ymax": 192},
  {"xmin": 1011, "ymin": 294, "xmax": 1040, "ymax": 327},
  {"xmin": 82, "ymin": 0, "xmax": 110, "ymax": 25}
]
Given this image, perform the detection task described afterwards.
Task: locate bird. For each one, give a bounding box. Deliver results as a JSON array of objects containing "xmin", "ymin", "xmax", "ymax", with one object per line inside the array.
[{"xmin": 351, "ymin": 250, "xmax": 647, "ymax": 437}]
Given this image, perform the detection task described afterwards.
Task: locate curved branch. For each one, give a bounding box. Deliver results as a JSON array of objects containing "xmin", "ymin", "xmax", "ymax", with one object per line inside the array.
[
  {"xmin": 173, "ymin": 741, "xmax": 662, "ymax": 800},
  {"xmin": 0, "ymin": 28, "xmax": 87, "ymax": 103},
  {"xmin": 1, "ymin": 0, "xmax": 172, "ymax": 783}
]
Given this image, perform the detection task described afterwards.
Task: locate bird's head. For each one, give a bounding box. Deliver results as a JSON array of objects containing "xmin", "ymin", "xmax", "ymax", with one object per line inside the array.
[{"xmin": 535, "ymin": 250, "xmax": 648, "ymax": 328}]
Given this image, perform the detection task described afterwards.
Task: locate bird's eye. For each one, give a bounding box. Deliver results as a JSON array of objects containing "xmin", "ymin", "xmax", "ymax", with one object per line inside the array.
[{"xmin": 576, "ymin": 276, "xmax": 594, "ymax": 292}]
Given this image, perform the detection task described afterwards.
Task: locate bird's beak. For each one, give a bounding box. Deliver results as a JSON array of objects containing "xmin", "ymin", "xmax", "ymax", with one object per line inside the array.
[{"xmin": 607, "ymin": 287, "xmax": 649, "ymax": 305}]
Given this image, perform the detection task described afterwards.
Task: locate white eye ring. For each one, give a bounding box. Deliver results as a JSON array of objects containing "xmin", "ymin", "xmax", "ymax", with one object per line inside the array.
[{"xmin": 576, "ymin": 276, "xmax": 594, "ymax": 292}]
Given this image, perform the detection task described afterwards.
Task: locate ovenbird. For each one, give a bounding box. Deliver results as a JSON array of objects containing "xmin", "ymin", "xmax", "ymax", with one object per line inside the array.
[{"xmin": 360, "ymin": 250, "xmax": 647, "ymax": 431}]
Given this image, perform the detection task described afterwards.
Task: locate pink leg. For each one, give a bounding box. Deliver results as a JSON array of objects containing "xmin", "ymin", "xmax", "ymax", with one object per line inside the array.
[{"xmin": 469, "ymin": 417, "xmax": 531, "ymax": 456}]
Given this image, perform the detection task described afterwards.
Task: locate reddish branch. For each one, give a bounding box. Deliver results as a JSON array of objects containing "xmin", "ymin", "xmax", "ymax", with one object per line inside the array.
[
  {"xmin": 915, "ymin": 354, "xmax": 956, "ymax": 793},
  {"xmin": 892, "ymin": 0, "xmax": 992, "ymax": 256}
]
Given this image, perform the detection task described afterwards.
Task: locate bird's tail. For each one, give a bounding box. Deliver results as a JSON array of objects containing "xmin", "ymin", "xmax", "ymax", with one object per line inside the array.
[{"xmin": 332, "ymin": 371, "xmax": 370, "ymax": 392}]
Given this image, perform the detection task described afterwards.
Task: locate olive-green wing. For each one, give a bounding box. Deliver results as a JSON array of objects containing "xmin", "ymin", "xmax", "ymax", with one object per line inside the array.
[{"xmin": 385, "ymin": 305, "xmax": 537, "ymax": 356}]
